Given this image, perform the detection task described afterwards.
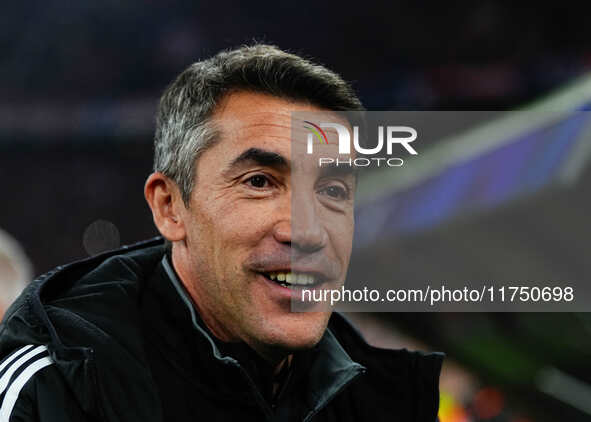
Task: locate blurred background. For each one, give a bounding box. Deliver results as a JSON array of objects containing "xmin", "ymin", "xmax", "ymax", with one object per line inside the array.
[{"xmin": 2, "ymin": 1, "xmax": 591, "ymax": 421}]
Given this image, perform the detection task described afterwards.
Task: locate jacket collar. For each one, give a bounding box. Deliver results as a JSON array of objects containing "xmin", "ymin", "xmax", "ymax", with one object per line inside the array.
[
  {"xmin": 162, "ymin": 255, "xmax": 366, "ymax": 421},
  {"xmin": 9, "ymin": 238, "xmax": 167, "ymax": 422}
]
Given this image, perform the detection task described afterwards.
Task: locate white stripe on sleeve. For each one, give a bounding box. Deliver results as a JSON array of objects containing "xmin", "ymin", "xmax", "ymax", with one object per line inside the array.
[
  {"xmin": 0, "ymin": 346, "xmax": 34, "ymax": 374},
  {"xmin": 0, "ymin": 346, "xmax": 47, "ymax": 395},
  {"xmin": 0, "ymin": 356, "xmax": 53, "ymax": 421}
]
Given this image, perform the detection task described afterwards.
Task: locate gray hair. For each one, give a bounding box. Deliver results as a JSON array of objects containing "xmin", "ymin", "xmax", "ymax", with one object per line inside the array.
[{"xmin": 153, "ymin": 43, "xmax": 364, "ymax": 205}]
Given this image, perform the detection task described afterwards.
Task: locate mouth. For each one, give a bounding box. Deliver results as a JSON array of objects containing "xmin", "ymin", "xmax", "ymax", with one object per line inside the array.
[{"xmin": 259, "ymin": 271, "xmax": 324, "ymax": 288}]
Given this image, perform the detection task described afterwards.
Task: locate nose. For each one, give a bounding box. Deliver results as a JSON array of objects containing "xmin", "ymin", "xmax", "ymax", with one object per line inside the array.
[{"xmin": 273, "ymin": 192, "xmax": 327, "ymax": 254}]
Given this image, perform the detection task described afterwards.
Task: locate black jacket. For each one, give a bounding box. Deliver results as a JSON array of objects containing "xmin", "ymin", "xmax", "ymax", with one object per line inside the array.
[{"xmin": 0, "ymin": 238, "xmax": 443, "ymax": 421}]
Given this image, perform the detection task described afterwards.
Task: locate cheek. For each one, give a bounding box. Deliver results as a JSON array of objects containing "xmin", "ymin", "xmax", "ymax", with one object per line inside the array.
[
  {"xmin": 326, "ymin": 214, "xmax": 354, "ymax": 263},
  {"xmin": 197, "ymin": 202, "xmax": 277, "ymax": 277},
  {"xmin": 216, "ymin": 201, "xmax": 279, "ymax": 244}
]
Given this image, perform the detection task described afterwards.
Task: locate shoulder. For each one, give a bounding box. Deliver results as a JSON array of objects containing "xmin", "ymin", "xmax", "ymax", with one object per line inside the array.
[
  {"xmin": 327, "ymin": 312, "xmax": 444, "ymax": 420},
  {"xmin": 0, "ymin": 238, "xmax": 167, "ymax": 357},
  {"xmin": 2, "ymin": 237, "xmax": 166, "ymax": 322},
  {"xmin": 328, "ymin": 312, "xmax": 444, "ymax": 373},
  {"xmin": 0, "ymin": 239, "xmax": 168, "ymax": 421},
  {"xmin": 0, "ymin": 344, "xmax": 76, "ymax": 421}
]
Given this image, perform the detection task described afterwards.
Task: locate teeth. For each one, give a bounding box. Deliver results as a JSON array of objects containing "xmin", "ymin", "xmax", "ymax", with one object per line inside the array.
[
  {"xmin": 265, "ymin": 272, "xmax": 316, "ymax": 286},
  {"xmin": 300, "ymin": 274, "xmax": 312, "ymax": 285}
]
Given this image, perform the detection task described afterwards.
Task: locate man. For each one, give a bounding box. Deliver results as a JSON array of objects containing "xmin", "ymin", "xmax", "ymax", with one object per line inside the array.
[
  {"xmin": 0, "ymin": 229, "xmax": 31, "ymax": 320},
  {"xmin": 0, "ymin": 44, "xmax": 443, "ymax": 421}
]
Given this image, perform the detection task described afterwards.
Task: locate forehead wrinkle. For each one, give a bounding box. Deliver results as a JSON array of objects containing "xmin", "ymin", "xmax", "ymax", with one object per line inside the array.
[
  {"xmin": 225, "ymin": 110, "xmax": 293, "ymax": 127},
  {"xmin": 218, "ymin": 112, "xmax": 347, "ymax": 149},
  {"xmin": 222, "ymin": 119, "xmax": 293, "ymax": 142}
]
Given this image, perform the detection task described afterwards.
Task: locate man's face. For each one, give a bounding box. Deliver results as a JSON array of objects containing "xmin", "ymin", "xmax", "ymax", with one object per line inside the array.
[{"xmin": 177, "ymin": 91, "xmax": 355, "ymax": 355}]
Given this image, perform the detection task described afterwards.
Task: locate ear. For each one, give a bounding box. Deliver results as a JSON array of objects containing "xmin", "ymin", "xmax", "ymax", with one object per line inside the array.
[{"xmin": 144, "ymin": 172, "xmax": 186, "ymax": 242}]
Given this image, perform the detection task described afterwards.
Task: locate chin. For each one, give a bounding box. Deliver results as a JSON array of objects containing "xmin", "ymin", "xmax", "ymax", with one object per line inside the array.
[{"xmin": 256, "ymin": 311, "xmax": 331, "ymax": 351}]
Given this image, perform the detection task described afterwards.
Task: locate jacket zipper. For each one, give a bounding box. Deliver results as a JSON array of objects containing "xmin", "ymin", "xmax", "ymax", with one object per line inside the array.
[
  {"xmin": 230, "ymin": 360, "xmax": 275, "ymax": 421},
  {"xmin": 303, "ymin": 367, "xmax": 366, "ymax": 422}
]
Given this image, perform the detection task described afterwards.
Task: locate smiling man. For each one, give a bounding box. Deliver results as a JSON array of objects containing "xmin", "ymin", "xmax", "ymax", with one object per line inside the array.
[{"xmin": 0, "ymin": 45, "xmax": 442, "ymax": 421}]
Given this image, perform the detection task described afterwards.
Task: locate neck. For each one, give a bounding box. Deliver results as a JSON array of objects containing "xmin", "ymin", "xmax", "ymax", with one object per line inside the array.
[
  {"xmin": 170, "ymin": 243, "xmax": 292, "ymax": 372},
  {"xmin": 171, "ymin": 243, "xmax": 238, "ymax": 342},
  {"xmin": 249, "ymin": 341, "xmax": 293, "ymax": 372}
]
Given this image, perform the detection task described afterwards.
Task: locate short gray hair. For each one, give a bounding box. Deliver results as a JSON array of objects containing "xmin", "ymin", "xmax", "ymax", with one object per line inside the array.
[{"xmin": 153, "ymin": 43, "xmax": 364, "ymax": 205}]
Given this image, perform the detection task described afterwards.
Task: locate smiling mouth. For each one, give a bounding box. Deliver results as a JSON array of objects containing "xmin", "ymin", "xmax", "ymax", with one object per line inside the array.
[{"xmin": 260, "ymin": 271, "xmax": 322, "ymax": 288}]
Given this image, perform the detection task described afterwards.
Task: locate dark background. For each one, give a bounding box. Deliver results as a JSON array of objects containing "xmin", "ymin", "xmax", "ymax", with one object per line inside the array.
[
  {"xmin": 3, "ymin": 1, "xmax": 591, "ymax": 273},
  {"xmin": 2, "ymin": 2, "xmax": 591, "ymax": 421}
]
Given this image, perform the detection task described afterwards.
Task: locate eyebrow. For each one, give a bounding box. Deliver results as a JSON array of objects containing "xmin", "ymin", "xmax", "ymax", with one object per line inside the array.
[{"xmin": 223, "ymin": 148, "xmax": 289, "ymax": 176}]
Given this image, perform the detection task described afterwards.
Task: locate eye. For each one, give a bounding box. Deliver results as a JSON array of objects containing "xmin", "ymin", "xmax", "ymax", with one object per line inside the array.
[
  {"xmin": 244, "ymin": 174, "xmax": 271, "ymax": 189},
  {"xmin": 318, "ymin": 184, "xmax": 349, "ymax": 200}
]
